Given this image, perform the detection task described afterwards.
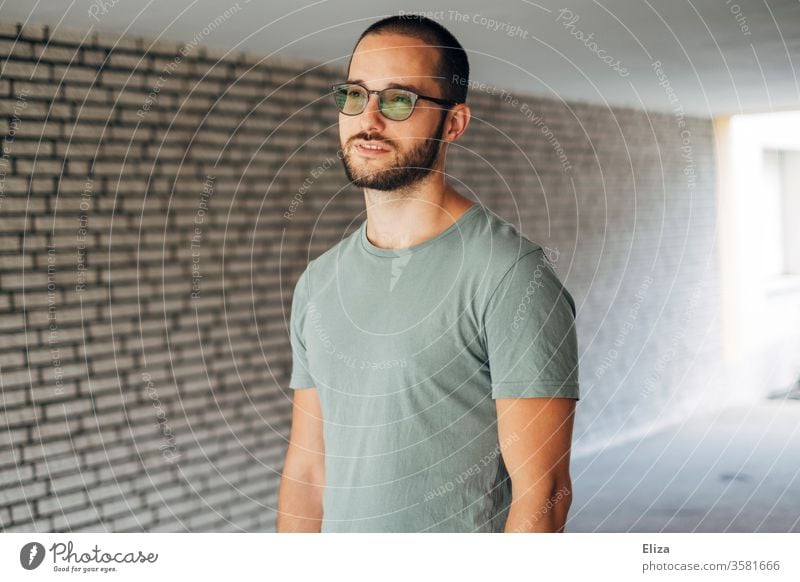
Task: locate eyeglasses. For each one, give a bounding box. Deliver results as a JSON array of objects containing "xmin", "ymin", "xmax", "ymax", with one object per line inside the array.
[{"xmin": 331, "ymin": 82, "xmax": 459, "ymax": 121}]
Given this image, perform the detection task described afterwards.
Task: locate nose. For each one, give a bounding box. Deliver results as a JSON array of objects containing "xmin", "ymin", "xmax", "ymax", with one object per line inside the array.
[{"xmin": 358, "ymin": 92, "xmax": 386, "ymax": 133}]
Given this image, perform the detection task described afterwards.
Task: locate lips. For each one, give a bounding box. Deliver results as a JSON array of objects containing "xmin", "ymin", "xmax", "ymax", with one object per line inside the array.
[{"xmin": 353, "ymin": 141, "xmax": 392, "ymax": 156}]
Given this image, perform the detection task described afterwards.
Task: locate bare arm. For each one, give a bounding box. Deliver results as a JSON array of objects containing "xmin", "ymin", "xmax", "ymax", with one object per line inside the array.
[
  {"xmin": 277, "ymin": 387, "xmax": 325, "ymax": 532},
  {"xmin": 495, "ymin": 397, "xmax": 576, "ymax": 532}
]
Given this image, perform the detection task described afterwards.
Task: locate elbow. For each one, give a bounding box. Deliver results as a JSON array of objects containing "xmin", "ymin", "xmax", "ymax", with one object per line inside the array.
[
  {"xmin": 552, "ymin": 478, "xmax": 573, "ymax": 532},
  {"xmin": 508, "ymin": 474, "xmax": 573, "ymax": 532},
  {"xmin": 282, "ymin": 442, "xmax": 326, "ymax": 485},
  {"xmin": 511, "ymin": 473, "xmax": 572, "ymax": 504}
]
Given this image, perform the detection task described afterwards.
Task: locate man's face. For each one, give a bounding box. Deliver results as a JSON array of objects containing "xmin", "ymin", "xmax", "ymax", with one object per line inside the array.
[{"xmin": 339, "ymin": 33, "xmax": 450, "ymax": 192}]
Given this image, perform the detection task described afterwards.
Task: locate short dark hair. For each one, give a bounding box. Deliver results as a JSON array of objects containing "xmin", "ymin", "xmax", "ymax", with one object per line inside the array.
[{"xmin": 347, "ymin": 15, "xmax": 469, "ymax": 104}]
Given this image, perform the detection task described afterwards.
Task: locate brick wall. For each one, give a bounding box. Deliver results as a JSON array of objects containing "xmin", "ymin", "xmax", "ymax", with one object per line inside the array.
[{"xmin": 0, "ymin": 20, "xmax": 720, "ymax": 531}]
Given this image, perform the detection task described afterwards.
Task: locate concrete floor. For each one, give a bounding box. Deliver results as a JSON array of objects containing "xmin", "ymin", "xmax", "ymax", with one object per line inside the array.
[{"xmin": 567, "ymin": 398, "xmax": 800, "ymax": 532}]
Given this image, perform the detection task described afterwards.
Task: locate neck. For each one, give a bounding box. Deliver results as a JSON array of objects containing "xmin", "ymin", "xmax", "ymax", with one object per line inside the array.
[{"xmin": 363, "ymin": 175, "xmax": 475, "ymax": 250}]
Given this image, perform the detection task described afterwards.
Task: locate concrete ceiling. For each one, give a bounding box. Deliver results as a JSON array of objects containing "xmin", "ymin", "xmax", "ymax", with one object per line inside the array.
[{"xmin": 2, "ymin": 0, "xmax": 799, "ymax": 116}]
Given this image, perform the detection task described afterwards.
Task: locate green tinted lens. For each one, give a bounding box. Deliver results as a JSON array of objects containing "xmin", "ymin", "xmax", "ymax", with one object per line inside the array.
[
  {"xmin": 334, "ymin": 85, "xmax": 366, "ymax": 115},
  {"xmin": 380, "ymin": 89, "xmax": 415, "ymax": 120},
  {"xmin": 333, "ymin": 86, "xmax": 348, "ymax": 111}
]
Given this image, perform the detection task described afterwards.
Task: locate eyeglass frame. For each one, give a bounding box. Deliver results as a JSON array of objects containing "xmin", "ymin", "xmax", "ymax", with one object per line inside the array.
[{"xmin": 330, "ymin": 81, "xmax": 461, "ymax": 121}]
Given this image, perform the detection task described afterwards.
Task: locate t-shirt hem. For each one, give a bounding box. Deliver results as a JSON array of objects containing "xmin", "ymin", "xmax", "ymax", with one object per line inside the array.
[
  {"xmin": 289, "ymin": 374, "xmax": 316, "ymax": 389},
  {"xmin": 491, "ymin": 382, "xmax": 580, "ymax": 400}
]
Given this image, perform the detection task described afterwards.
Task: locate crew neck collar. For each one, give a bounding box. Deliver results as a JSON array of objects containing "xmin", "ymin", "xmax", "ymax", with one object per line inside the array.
[{"xmin": 360, "ymin": 203, "xmax": 482, "ymax": 258}]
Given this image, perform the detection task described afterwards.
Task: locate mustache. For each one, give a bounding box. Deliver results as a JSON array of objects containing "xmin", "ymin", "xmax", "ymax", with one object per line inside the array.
[{"xmin": 348, "ymin": 133, "xmax": 394, "ymax": 147}]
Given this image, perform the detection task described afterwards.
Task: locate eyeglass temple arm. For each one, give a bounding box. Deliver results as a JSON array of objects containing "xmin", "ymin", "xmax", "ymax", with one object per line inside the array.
[{"xmin": 417, "ymin": 95, "xmax": 460, "ymax": 106}]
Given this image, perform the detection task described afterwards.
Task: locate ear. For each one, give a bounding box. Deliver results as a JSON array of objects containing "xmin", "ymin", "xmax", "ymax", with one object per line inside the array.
[{"xmin": 443, "ymin": 103, "xmax": 471, "ymax": 143}]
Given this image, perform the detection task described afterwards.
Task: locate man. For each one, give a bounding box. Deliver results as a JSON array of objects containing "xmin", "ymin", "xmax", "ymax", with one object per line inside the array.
[{"xmin": 277, "ymin": 14, "xmax": 580, "ymax": 533}]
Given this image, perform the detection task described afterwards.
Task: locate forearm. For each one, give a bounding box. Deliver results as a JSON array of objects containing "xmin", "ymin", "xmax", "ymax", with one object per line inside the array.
[
  {"xmin": 504, "ymin": 482, "xmax": 572, "ymax": 533},
  {"xmin": 277, "ymin": 466, "xmax": 324, "ymax": 532}
]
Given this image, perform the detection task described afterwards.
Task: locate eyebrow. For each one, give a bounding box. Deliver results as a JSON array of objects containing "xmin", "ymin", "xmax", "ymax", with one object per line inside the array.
[{"xmin": 346, "ymin": 79, "xmax": 429, "ymax": 96}]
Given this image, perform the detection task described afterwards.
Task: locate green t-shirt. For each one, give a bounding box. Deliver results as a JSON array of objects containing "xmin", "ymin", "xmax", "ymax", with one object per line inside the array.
[{"xmin": 288, "ymin": 202, "xmax": 579, "ymax": 532}]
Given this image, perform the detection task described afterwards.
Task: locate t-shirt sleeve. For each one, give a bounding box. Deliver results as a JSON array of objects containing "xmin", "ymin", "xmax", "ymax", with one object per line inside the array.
[
  {"xmin": 482, "ymin": 249, "xmax": 580, "ymax": 400},
  {"xmin": 288, "ymin": 264, "xmax": 316, "ymax": 389}
]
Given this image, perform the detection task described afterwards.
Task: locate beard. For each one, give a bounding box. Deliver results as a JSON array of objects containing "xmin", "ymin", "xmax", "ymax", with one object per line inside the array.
[{"xmin": 340, "ymin": 111, "xmax": 448, "ymax": 192}]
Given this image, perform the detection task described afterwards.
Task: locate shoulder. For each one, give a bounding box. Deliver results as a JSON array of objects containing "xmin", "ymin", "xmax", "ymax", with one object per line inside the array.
[
  {"xmin": 470, "ymin": 204, "xmax": 559, "ymax": 278},
  {"xmin": 468, "ymin": 206, "xmax": 573, "ymax": 314}
]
